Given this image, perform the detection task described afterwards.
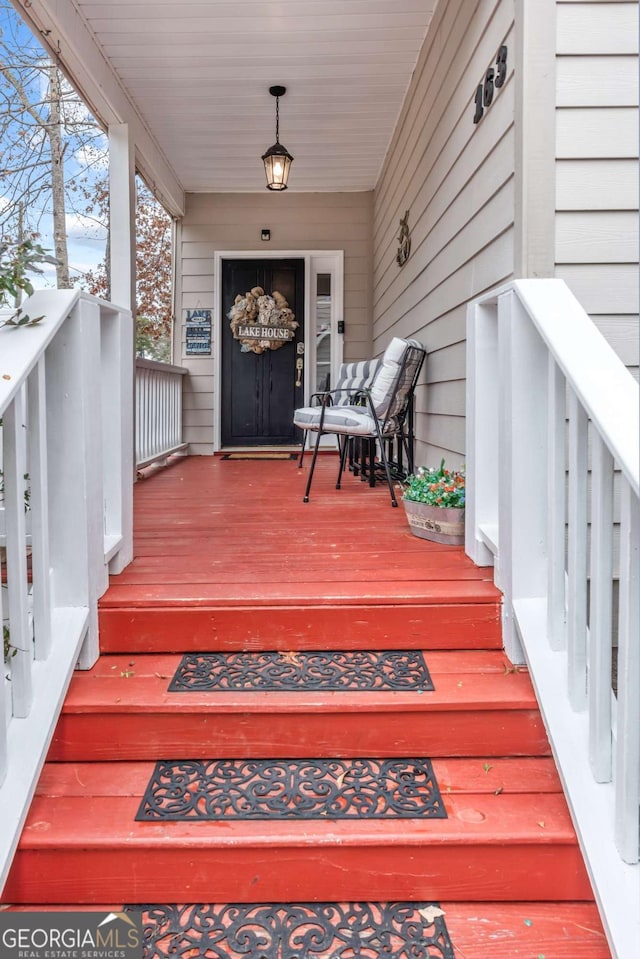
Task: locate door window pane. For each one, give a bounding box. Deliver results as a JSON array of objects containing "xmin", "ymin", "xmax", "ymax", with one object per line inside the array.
[{"xmin": 315, "ymin": 273, "xmax": 331, "ymax": 393}]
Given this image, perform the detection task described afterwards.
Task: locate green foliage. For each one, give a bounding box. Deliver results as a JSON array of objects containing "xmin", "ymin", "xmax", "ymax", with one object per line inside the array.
[
  {"xmin": 3, "ymin": 623, "xmax": 16, "ymax": 663},
  {"xmin": 0, "ymin": 238, "xmax": 58, "ymax": 328},
  {"xmin": 136, "ymin": 317, "xmax": 171, "ymax": 362},
  {"xmin": 402, "ymin": 459, "xmax": 465, "ymax": 508}
]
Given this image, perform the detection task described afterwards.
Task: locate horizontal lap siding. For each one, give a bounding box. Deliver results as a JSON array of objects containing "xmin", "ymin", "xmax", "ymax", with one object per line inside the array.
[
  {"xmin": 555, "ymin": 1, "xmax": 639, "ymax": 592},
  {"xmin": 176, "ymin": 192, "xmax": 373, "ymax": 453},
  {"xmin": 555, "ymin": 1, "xmax": 640, "ymax": 374},
  {"xmin": 373, "ymin": 0, "xmax": 516, "ymax": 468}
]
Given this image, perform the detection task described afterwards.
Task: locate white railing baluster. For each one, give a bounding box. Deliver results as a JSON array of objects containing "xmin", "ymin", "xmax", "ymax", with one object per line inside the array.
[
  {"xmin": 615, "ymin": 481, "xmax": 640, "ymax": 864},
  {"xmin": 589, "ymin": 432, "xmax": 614, "ymax": 783},
  {"xmin": 467, "ymin": 277, "xmax": 640, "ymax": 959},
  {"xmin": 134, "ymin": 359, "xmax": 187, "ymax": 469},
  {"xmin": 567, "ymin": 390, "xmax": 588, "ymax": 711},
  {"xmin": 4, "ymin": 387, "xmax": 32, "ymax": 719},
  {"xmin": 547, "ymin": 358, "xmax": 566, "ymax": 651},
  {"xmin": 27, "ymin": 359, "xmax": 52, "ymax": 661}
]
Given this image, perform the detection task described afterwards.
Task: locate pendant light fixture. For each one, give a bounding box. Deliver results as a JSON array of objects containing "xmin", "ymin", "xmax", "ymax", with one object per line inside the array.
[{"xmin": 262, "ymin": 85, "xmax": 294, "ymax": 191}]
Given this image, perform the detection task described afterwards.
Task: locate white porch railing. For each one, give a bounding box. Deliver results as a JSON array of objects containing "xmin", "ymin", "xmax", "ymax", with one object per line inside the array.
[
  {"xmin": 135, "ymin": 358, "xmax": 187, "ymax": 469},
  {"xmin": 466, "ymin": 279, "xmax": 639, "ymax": 959},
  {"xmin": 0, "ymin": 289, "xmax": 133, "ymax": 893}
]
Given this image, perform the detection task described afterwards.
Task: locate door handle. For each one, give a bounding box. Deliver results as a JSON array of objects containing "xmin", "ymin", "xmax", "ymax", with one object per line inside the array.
[{"xmin": 295, "ymin": 357, "xmax": 303, "ymax": 387}]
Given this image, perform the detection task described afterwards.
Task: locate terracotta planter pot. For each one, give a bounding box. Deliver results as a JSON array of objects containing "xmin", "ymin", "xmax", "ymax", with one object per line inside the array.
[{"xmin": 402, "ymin": 499, "xmax": 465, "ymax": 545}]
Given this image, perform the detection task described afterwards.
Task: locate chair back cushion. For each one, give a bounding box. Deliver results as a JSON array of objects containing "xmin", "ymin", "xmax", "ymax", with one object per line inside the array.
[
  {"xmin": 370, "ymin": 337, "xmax": 423, "ymax": 417},
  {"xmin": 332, "ymin": 359, "xmax": 381, "ymax": 406}
]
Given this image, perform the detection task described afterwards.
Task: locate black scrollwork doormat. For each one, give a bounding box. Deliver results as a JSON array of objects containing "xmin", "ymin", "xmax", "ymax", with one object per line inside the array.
[
  {"xmin": 135, "ymin": 758, "xmax": 447, "ymax": 821},
  {"xmin": 125, "ymin": 902, "xmax": 456, "ymax": 959},
  {"xmin": 221, "ymin": 452, "xmax": 298, "ymax": 460},
  {"xmin": 168, "ymin": 650, "xmax": 434, "ymax": 692}
]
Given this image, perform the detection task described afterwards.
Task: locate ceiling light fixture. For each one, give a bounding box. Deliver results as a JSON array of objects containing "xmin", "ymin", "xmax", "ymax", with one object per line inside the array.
[{"xmin": 262, "ymin": 85, "xmax": 294, "ymax": 191}]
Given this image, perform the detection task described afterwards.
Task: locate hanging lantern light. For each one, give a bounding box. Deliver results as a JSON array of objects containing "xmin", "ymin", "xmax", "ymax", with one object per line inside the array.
[{"xmin": 262, "ymin": 85, "xmax": 294, "ymax": 191}]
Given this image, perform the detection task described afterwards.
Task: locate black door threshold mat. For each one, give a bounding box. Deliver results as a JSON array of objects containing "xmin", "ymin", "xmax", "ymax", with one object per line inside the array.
[
  {"xmin": 125, "ymin": 902, "xmax": 455, "ymax": 958},
  {"xmin": 221, "ymin": 452, "xmax": 298, "ymax": 460},
  {"xmin": 168, "ymin": 650, "xmax": 435, "ymax": 693},
  {"xmin": 136, "ymin": 758, "xmax": 447, "ymax": 821}
]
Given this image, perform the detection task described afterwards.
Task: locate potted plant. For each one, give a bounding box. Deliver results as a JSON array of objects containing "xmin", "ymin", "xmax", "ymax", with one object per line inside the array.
[{"xmin": 401, "ymin": 460, "xmax": 465, "ymax": 545}]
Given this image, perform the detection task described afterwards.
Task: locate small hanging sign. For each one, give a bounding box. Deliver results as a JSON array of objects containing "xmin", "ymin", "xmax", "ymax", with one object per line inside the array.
[
  {"xmin": 185, "ymin": 308, "xmax": 212, "ymax": 355},
  {"xmin": 228, "ymin": 286, "xmax": 298, "ymax": 354},
  {"xmin": 396, "ymin": 210, "xmax": 411, "ymax": 267}
]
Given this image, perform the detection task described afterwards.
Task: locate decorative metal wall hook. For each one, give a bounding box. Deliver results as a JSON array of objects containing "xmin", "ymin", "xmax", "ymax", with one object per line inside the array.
[{"xmin": 396, "ymin": 210, "xmax": 411, "ymax": 266}]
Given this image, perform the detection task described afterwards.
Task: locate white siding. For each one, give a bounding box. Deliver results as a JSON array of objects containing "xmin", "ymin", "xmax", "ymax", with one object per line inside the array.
[
  {"xmin": 555, "ymin": 0, "xmax": 640, "ymax": 372},
  {"xmin": 176, "ymin": 192, "xmax": 373, "ymax": 454},
  {"xmin": 373, "ymin": 0, "xmax": 516, "ymax": 467}
]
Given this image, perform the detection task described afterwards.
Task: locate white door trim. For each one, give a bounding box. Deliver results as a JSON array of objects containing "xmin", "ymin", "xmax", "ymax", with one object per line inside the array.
[{"xmin": 213, "ymin": 250, "xmax": 344, "ymax": 451}]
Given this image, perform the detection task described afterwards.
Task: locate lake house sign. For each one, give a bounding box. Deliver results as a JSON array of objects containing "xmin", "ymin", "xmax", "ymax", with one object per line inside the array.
[{"xmin": 228, "ymin": 286, "xmax": 298, "ymax": 354}]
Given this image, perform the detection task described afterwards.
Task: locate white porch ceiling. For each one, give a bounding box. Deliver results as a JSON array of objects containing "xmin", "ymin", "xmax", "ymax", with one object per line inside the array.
[{"xmin": 72, "ymin": 0, "xmax": 437, "ymax": 194}]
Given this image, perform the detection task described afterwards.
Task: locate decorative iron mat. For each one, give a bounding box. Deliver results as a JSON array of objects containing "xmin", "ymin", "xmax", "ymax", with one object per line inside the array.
[
  {"xmin": 168, "ymin": 650, "xmax": 434, "ymax": 693},
  {"xmin": 135, "ymin": 758, "xmax": 447, "ymax": 821},
  {"xmin": 124, "ymin": 902, "xmax": 455, "ymax": 959}
]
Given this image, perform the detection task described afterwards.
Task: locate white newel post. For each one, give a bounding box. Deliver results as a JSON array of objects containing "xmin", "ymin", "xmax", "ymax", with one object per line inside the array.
[
  {"xmin": 496, "ymin": 294, "xmax": 520, "ymax": 663},
  {"xmin": 101, "ymin": 303, "xmax": 134, "ymax": 572},
  {"xmin": 507, "ymin": 294, "xmax": 549, "ymax": 609},
  {"xmin": 108, "ymin": 122, "xmax": 135, "ymax": 573},
  {"xmin": 77, "ymin": 298, "xmax": 107, "ymax": 667},
  {"xmin": 465, "ymin": 300, "xmax": 499, "ymax": 569},
  {"xmin": 45, "ymin": 305, "xmax": 93, "ymax": 662}
]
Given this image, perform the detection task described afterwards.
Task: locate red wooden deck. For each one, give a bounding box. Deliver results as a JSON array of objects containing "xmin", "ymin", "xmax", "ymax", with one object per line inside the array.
[
  {"xmin": 99, "ymin": 454, "xmax": 501, "ymax": 650},
  {"xmin": 3, "ymin": 455, "xmax": 609, "ymax": 957}
]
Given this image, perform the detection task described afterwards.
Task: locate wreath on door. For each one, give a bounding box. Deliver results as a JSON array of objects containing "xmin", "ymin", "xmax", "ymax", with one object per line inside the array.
[{"xmin": 228, "ymin": 286, "xmax": 298, "ymax": 354}]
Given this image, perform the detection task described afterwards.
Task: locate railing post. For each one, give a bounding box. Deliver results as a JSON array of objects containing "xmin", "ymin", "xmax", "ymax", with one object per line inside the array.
[
  {"xmin": 465, "ymin": 299, "xmax": 498, "ymax": 567},
  {"xmin": 45, "ymin": 302, "xmax": 93, "ymax": 659},
  {"xmin": 496, "ymin": 292, "xmax": 520, "ymax": 661},
  {"xmin": 101, "ymin": 303, "xmax": 134, "ymax": 574},
  {"xmin": 502, "ymin": 291, "xmax": 549, "ymax": 656}
]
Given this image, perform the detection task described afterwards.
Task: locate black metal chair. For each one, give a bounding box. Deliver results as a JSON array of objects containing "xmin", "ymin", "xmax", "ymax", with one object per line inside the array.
[
  {"xmin": 297, "ymin": 358, "xmax": 381, "ymax": 470},
  {"xmin": 293, "ymin": 338, "xmax": 426, "ymax": 506}
]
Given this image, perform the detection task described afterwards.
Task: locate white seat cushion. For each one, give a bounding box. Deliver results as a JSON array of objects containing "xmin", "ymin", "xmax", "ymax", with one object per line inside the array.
[{"xmin": 293, "ymin": 405, "xmax": 378, "ymax": 436}]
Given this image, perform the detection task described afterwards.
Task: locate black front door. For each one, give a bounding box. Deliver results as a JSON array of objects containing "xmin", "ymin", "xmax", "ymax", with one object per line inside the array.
[{"xmin": 221, "ymin": 258, "xmax": 304, "ymax": 446}]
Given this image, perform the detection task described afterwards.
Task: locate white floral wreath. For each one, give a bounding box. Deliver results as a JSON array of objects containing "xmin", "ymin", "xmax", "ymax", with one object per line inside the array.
[{"xmin": 228, "ymin": 286, "xmax": 298, "ymax": 354}]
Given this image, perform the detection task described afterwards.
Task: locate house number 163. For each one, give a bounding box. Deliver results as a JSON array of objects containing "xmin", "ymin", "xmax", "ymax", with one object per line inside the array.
[{"xmin": 473, "ymin": 45, "xmax": 507, "ymax": 124}]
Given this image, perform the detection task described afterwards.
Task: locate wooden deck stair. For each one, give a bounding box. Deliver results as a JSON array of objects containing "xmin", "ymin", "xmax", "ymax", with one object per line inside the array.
[{"xmin": 2, "ymin": 457, "xmax": 610, "ymax": 957}]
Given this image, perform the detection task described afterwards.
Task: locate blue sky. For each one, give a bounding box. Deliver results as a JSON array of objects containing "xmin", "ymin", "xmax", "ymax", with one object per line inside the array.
[{"xmin": 0, "ymin": 0, "xmax": 108, "ymax": 288}]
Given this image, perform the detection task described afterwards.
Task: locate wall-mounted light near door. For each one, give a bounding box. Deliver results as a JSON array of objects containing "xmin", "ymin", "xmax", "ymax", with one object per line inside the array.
[{"xmin": 261, "ymin": 85, "xmax": 294, "ymax": 191}]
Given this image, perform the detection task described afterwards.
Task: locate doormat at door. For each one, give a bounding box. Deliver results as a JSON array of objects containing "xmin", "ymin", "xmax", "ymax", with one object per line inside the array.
[
  {"xmin": 135, "ymin": 757, "xmax": 447, "ymax": 821},
  {"xmin": 124, "ymin": 901, "xmax": 456, "ymax": 959},
  {"xmin": 168, "ymin": 650, "xmax": 435, "ymax": 692},
  {"xmin": 221, "ymin": 452, "xmax": 298, "ymax": 460}
]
